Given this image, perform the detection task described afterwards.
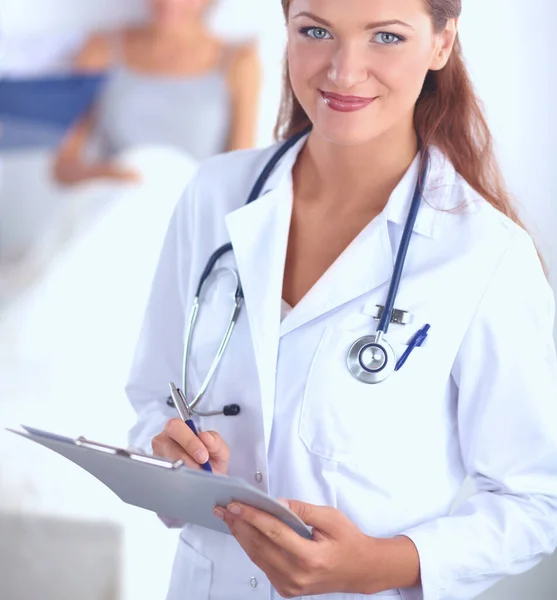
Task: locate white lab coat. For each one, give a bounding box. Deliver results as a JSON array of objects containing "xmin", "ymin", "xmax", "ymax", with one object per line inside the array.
[{"xmin": 126, "ymin": 136, "xmax": 557, "ymax": 600}]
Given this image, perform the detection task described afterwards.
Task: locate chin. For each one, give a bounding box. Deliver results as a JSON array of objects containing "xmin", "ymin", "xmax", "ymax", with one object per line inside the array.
[{"xmin": 311, "ymin": 117, "xmax": 387, "ymax": 148}]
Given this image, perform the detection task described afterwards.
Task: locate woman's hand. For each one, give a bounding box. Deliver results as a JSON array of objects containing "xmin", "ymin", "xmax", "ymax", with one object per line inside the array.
[
  {"xmin": 152, "ymin": 418, "xmax": 230, "ymax": 475},
  {"xmin": 53, "ymin": 160, "xmax": 142, "ymax": 186},
  {"xmin": 214, "ymin": 500, "xmax": 420, "ymax": 597},
  {"xmin": 85, "ymin": 162, "xmax": 142, "ymax": 183}
]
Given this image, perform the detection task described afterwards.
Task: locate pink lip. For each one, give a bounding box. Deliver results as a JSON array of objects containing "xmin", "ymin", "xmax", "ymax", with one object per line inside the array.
[{"xmin": 320, "ymin": 91, "xmax": 375, "ymax": 112}]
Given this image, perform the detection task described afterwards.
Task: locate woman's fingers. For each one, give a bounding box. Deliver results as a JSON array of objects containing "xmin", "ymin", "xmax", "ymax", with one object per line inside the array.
[
  {"xmin": 198, "ymin": 430, "xmax": 230, "ymax": 473},
  {"xmin": 152, "ymin": 421, "xmax": 231, "ymax": 475},
  {"xmin": 151, "ymin": 434, "xmax": 201, "ymax": 469},
  {"xmin": 165, "ymin": 418, "xmax": 210, "ymax": 464}
]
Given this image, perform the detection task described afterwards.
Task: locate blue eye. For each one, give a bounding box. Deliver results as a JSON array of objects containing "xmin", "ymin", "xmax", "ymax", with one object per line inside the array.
[
  {"xmin": 299, "ymin": 26, "xmax": 332, "ymax": 40},
  {"xmin": 374, "ymin": 32, "xmax": 404, "ymax": 45}
]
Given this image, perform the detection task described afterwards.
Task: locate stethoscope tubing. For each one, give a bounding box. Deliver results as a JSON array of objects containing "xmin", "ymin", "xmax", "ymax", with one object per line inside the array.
[{"xmin": 179, "ymin": 128, "xmax": 430, "ymax": 414}]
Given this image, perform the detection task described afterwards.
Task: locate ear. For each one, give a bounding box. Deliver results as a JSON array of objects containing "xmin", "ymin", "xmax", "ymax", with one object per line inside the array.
[{"xmin": 429, "ymin": 18, "xmax": 458, "ymax": 71}]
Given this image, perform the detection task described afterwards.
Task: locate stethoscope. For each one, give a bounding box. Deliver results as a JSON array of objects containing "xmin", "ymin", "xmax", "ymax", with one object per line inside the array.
[{"xmin": 167, "ymin": 127, "xmax": 430, "ymax": 417}]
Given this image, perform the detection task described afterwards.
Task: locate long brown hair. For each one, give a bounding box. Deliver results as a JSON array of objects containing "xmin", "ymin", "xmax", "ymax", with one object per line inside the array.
[{"xmin": 275, "ymin": 0, "xmax": 525, "ymax": 229}]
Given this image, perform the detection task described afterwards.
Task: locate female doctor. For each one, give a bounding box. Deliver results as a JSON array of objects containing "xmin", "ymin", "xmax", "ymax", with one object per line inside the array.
[{"xmin": 126, "ymin": 0, "xmax": 557, "ymax": 598}]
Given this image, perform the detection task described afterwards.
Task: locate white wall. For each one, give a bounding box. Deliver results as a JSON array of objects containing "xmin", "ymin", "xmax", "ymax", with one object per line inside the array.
[
  {"xmin": 459, "ymin": 0, "xmax": 557, "ymax": 340},
  {"xmin": 0, "ymin": 0, "xmax": 147, "ymax": 36}
]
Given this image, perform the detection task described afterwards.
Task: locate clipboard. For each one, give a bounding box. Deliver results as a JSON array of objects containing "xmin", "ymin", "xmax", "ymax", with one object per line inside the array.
[{"xmin": 7, "ymin": 426, "xmax": 312, "ymax": 540}]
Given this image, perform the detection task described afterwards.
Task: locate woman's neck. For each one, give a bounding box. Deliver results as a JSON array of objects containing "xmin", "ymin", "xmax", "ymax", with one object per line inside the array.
[
  {"xmin": 148, "ymin": 20, "xmax": 210, "ymax": 46},
  {"xmin": 295, "ymin": 119, "xmax": 419, "ymax": 214}
]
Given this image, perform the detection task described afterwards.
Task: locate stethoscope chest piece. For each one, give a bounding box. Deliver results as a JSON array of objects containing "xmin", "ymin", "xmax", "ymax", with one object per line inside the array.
[{"xmin": 347, "ymin": 334, "xmax": 396, "ymax": 384}]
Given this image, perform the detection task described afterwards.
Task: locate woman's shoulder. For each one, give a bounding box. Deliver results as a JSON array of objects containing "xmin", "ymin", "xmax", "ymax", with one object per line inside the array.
[
  {"xmin": 72, "ymin": 31, "xmax": 114, "ymax": 71},
  {"xmin": 197, "ymin": 143, "xmax": 282, "ymax": 192},
  {"xmin": 435, "ymin": 149, "xmax": 545, "ymax": 289},
  {"xmin": 169, "ymin": 144, "xmax": 283, "ymax": 255},
  {"xmin": 174, "ymin": 143, "xmax": 283, "ymax": 222},
  {"xmin": 223, "ymin": 40, "xmax": 261, "ymax": 80},
  {"xmin": 224, "ymin": 40, "xmax": 259, "ymax": 64},
  {"xmin": 432, "ymin": 147, "xmax": 526, "ymax": 242},
  {"xmin": 73, "ymin": 26, "xmax": 141, "ymax": 71}
]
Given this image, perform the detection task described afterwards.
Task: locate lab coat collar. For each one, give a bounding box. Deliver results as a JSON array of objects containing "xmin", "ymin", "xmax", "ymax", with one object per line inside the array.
[
  {"xmin": 258, "ymin": 135, "xmax": 454, "ymax": 241},
  {"xmin": 225, "ymin": 176, "xmax": 294, "ymax": 450},
  {"xmin": 225, "ymin": 181, "xmax": 392, "ymax": 378},
  {"xmin": 225, "ymin": 172, "xmax": 391, "ymax": 440},
  {"xmin": 224, "ymin": 138, "xmax": 456, "ymax": 424},
  {"xmin": 258, "ymin": 133, "xmax": 307, "ymax": 196},
  {"xmin": 383, "ymin": 145, "xmax": 455, "ymax": 240},
  {"xmin": 279, "ymin": 210, "xmax": 393, "ymax": 337}
]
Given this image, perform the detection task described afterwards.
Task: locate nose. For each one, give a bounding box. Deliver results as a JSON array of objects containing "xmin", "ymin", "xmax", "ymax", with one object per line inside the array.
[{"xmin": 328, "ymin": 42, "xmax": 369, "ymax": 90}]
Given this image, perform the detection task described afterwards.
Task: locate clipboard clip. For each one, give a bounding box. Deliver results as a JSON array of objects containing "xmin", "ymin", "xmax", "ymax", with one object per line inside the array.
[{"xmin": 75, "ymin": 437, "xmax": 184, "ymax": 470}]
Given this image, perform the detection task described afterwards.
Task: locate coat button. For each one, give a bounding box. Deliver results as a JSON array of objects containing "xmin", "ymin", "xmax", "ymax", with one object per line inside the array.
[
  {"xmin": 250, "ymin": 576, "xmax": 258, "ymax": 588},
  {"xmin": 254, "ymin": 471, "xmax": 263, "ymax": 483}
]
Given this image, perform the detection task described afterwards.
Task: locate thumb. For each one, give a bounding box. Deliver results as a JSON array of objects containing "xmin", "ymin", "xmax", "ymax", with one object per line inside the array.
[{"xmin": 282, "ymin": 499, "xmax": 345, "ymax": 537}]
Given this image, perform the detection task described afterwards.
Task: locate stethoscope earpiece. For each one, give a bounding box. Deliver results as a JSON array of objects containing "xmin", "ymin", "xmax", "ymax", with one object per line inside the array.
[{"xmin": 223, "ymin": 404, "xmax": 241, "ymax": 417}]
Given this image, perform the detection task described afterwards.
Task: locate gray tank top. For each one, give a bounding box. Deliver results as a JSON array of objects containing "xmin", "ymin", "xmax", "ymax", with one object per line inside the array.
[{"xmin": 93, "ymin": 36, "xmax": 231, "ymax": 161}]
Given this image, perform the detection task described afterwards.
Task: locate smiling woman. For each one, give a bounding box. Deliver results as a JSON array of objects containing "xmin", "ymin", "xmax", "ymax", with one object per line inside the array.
[{"xmin": 124, "ymin": 1, "xmax": 557, "ymax": 599}]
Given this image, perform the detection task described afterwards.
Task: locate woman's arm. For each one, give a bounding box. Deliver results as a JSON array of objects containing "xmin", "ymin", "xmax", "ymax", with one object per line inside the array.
[
  {"xmin": 398, "ymin": 230, "xmax": 557, "ymax": 600},
  {"xmin": 52, "ymin": 33, "xmax": 139, "ymax": 185},
  {"xmin": 52, "ymin": 111, "xmax": 140, "ymax": 185},
  {"xmin": 225, "ymin": 43, "xmax": 262, "ymax": 151}
]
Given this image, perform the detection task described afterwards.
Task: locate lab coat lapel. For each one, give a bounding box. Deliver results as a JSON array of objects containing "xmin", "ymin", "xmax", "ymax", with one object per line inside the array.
[
  {"xmin": 280, "ymin": 213, "xmax": 394, "ymax": 336},
  {"xmin": 225, "ymin": 176, "xmax": 293, "ymax": 451},
  {"xmin": 279, "ymin": 147, "xmax": 447, "ymax": 336}
]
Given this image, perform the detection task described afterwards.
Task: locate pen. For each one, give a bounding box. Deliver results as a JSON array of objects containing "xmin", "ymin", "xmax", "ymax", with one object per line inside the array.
[
  {"xmin": 168, "ymin": 382, "xmax": 213, "ymax": 473},
  {"xmin": 395, "ymin": 324, "xmax": 431, "ymax": 372}
]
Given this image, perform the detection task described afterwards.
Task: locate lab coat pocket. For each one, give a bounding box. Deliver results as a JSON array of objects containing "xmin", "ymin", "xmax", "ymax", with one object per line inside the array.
[
  {"xmin": 300, "ymin": 323, "xmax": 429, "ymax": 465},
  {"xmin": 166, "ymin": 537, "xmax": 212, "ymax": 600}
]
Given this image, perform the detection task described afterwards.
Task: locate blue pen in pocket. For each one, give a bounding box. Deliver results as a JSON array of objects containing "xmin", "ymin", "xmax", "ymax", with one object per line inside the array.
[
  {"xmin": 395, "ymin": 324, "xmax": 431, "ymax": 372},
  {"xmin": 168, "ymin": 382, "xmax": 213, "ymax": 473}
]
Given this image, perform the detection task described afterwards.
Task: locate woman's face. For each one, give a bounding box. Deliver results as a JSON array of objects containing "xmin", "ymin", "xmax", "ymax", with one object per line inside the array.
[
  {"xmin": 150, "ymin": 0, "xmax": 212, "ymax": 25},
  {"xmin": 287, "ymin": 0, "xmax": 456, "ymax": 146}
]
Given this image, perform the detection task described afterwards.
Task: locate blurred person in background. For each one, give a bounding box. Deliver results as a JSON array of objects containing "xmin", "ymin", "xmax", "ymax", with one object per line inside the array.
[
  {"xmin": 0, "ymin": 2, "xmax": 264, "ymax": 446},
  {"xmin": 52, "ymin": 0, "xmax": 261, "ymax": 185}
]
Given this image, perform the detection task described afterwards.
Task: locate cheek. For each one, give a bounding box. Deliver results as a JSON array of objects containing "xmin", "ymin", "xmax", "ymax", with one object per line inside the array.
[
  {"xmin": 374, "ymin": 50, "xmax": 432, "ymax": 103},
  {"xmin": 288, "ymin": 41, "xmax": 328, "ymax": 101}
]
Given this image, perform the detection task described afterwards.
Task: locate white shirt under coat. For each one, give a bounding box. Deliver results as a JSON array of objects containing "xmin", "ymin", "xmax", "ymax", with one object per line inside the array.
[{"xmin": 126, "ymin": 136, "xmax": 557, "ymax": 600}]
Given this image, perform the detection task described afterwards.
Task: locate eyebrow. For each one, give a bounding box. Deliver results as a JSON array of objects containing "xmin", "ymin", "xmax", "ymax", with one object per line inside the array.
[{"xmin": 292, "ymin": 11, "xmax": 415, "ymax": 31}]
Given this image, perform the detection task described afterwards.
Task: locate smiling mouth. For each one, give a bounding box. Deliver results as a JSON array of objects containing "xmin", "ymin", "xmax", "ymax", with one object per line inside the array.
[{"xmin": 320, "ymin": 91, "xmax": 376, "ymax": 113}]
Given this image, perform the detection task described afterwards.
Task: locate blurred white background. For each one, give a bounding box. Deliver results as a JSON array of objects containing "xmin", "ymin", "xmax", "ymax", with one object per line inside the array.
[{"xmin": 0, "ymin": 1, "xmax": 555, "ymax": 599}]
